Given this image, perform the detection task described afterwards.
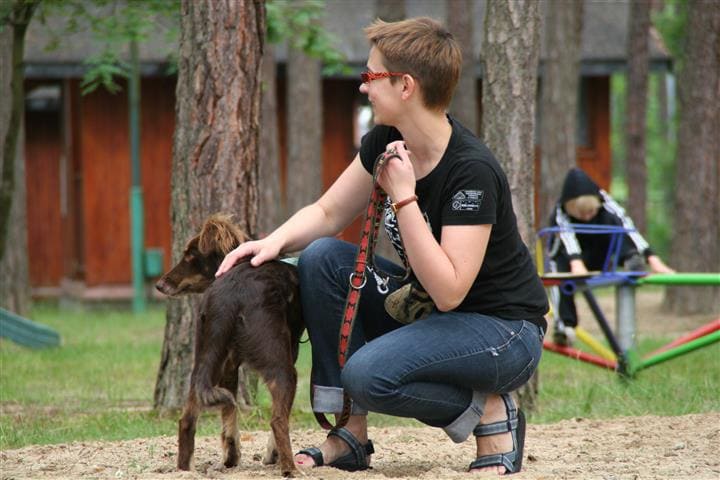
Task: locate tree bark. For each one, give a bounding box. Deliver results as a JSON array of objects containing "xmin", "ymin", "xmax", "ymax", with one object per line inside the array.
[
  {"xmin": 374, "ymin": 0, "xmax": 406, "ymax": 22},
  {"xmin": 447, "ymin": 0, "xmax": 478, "ymax": 134},
  {"xmin": 664, "ymin": 0, "xmax": 720, "ymax": 314},
  {"xmin": 0, "ymin": 120, "xmax": 29, "ymax": 315},
  {"xmin": 285, "ymin": 47, "xmax": 322, "ymax": 221},
  {"xmin": 481, "ymin": 0, "xmax": 541, "ymax": 411},
  {"xmin": 481, "ymin": 0, "xmax": 541, "ymax": 246},
  {"xmin": 651, "ymin": 0, "xmax": 670, "ymax": 141},
  {"xmin": 0, "ymin": 1, "xmax": 37, "ymax": 315},
  {"xmin": 154, "ymin": 0, "xmax": 265, "ymax": 411},
  {"xmin": 539, "ymin": 0, "xmax": 584, "ymax": 222},
  {"xmin": 625, "ymin": 0, "xmax": 651, "ymax": 232},
  {"xmin": 258, "ymin": 43, "xmax": 282, "ymax": 237}
]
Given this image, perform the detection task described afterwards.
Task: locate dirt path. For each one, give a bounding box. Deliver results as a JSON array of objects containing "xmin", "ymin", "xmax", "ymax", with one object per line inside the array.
[
  {"xmin": 2, "ymin": 290, "xmax": 718, "ymax": 479},
  {"xmin": 2, "ymin": 413, "xmax": 719, "ymax": 479}
]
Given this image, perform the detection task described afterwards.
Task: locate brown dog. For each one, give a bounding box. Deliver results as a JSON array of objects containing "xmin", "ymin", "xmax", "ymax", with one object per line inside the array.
[{"xmin": 156, "ymin": 214, "xmax": 303, "ymax": 476}]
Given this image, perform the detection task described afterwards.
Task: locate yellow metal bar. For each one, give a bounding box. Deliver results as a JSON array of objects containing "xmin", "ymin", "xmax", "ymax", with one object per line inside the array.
[
  {"xmin": 535, "ymin": 238, "xmax": 545, "ymax": 276},
  {"xmin": 575, "ymin": 326, "xmax": 617, "ymax": 361}
]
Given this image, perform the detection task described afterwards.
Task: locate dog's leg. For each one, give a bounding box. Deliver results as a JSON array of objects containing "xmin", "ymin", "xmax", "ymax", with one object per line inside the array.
[
  {"xmin": 219, "ymin": 359, "xmax": 241, "ymax": 468},
  {"xmin": 178, "ymin": 389, "xmax": 200, "ymax": 471},
  {"xmin": 264, "ymin": 365, "xmax": 298, "ymax": 477},
  {"xmin": 263, "ymin": 431, "xmax": 278, "ymax": 466}
]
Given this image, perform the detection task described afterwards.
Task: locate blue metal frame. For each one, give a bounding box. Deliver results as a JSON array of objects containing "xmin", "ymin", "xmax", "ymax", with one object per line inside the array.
[
  {"xmin": 538, "ymin": 224, "xmax": 647, "ymax": 376},
  {"xmin": 538, "ymin": 224, "xmax": 647, "ymax": 295}
]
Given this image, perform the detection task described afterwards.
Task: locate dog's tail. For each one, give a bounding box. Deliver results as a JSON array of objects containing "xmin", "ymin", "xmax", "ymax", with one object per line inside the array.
[
  {"xmin": 195, "ymin": 377, "xmax": 237, "ymax": 409},
  {"xmin": 193, "ymin": 356, "xmax": 237, "ymax": 408}
]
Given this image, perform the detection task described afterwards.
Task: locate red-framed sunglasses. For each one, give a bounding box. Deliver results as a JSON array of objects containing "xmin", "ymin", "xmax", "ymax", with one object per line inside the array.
[{"xmin": 360, "ymin": 71, "xmax": 405, "ymax": 83}]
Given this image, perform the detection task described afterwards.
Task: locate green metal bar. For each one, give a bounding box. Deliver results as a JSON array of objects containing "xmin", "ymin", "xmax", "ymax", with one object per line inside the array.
[
  {"xmin": 131, "ymin": 187, "xmax": 145, "ymax": 313},
  {"xmin": 623, "ymin": 348, "xmax": 642, "ymax": 378},
  {"xmin": 632, "ymin": 330, "xmax": 720, "ymax": 374},
  {"xmin": 638, "ymin": 273, "xmax": 720, "ymax": 286},
  {"xmin": 129, "ymin": 39, "xmax": 145, "ymax": 313}
]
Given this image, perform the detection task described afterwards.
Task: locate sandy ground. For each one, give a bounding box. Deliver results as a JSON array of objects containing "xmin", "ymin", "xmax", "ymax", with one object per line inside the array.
[
  {"xmin": 2, "ymin": 414, "xmax": 719, "ymax": 480},
  {"xmin": 2, "ymin": 290, "xmax": 718, "ymax": 480}
]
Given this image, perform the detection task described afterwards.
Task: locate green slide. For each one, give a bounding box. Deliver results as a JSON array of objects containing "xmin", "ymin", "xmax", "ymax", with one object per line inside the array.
[{"xmin": 0, "ymin": 307, "xmax": 61, "ymax": 348}]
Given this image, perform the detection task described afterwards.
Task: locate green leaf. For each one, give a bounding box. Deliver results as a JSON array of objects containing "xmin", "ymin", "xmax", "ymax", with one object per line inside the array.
[
  {"xmin": 266, "ymin": 0, "xmax": 347, "ymax": 71},
  {"xmin": 37, "ymin": 0, "xmax": 180, "ymax": 95}
]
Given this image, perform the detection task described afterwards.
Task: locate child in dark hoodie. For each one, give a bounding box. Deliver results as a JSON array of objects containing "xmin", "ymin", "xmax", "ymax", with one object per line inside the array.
[{"xmin": 547, "ymin": 167, "xmax": 674, "ymax": 345}]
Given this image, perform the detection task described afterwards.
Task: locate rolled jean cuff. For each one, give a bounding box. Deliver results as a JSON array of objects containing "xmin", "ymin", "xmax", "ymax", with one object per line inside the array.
[
  {"xmin": 312, "ymin": 385, "xmax": 368, "ymax": 416},
  {"xmin": 442, "ymin": 390, "xmax": 486, "ymax": 443}
]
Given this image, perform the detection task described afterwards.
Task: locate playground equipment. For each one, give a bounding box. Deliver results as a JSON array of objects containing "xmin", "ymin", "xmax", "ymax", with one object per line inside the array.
[
  {"xmin": 0, "ymin": 307, "xmax": 61, "ymax": 348},
  {"xmin": 538, "ymin": 224, "xmax": 720, "ymax": 377}
]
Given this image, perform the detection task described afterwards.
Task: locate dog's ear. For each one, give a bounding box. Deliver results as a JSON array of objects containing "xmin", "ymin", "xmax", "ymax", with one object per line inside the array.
[{"xmin": 198, "ymin": 213, "xmax": 249, "ymax": 255}]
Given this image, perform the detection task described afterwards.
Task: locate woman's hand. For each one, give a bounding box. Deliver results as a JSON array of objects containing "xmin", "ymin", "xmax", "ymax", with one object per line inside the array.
[
  {"xmin": 215, "ymin": 237, "xmax": 283, "ymax": 277},
  {"xmin": 377, "ymin": 141, "xmax": 416, "ymax": 202}
]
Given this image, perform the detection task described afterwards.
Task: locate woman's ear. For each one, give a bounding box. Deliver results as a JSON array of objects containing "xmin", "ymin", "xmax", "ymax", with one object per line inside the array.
[{"xmin": 401, "ymin": 74, "xmax": 416, "ymax": 101}]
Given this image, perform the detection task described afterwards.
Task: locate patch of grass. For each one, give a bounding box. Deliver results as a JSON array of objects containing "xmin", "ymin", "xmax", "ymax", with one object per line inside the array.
[
  {"xmin": 533, "ymin": 337, "xmax": 720, "ymax": 422},
  {"xmin": 1, "ymin": 302, "xmax": 718, "ymax": 450},
  {"xmin": 1, "ymin": 303, "xmax": 164, "ymax": 409}
]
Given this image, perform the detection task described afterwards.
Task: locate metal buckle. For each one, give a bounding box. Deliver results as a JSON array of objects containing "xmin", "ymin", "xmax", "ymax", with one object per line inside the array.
[{"xmin": 349, "ymin": 271, "xmax": 367, "ymax": 290}]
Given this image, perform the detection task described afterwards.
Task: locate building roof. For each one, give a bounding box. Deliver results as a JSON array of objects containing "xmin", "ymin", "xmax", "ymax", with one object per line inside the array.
[{"xmin": 24, "ymin": 0, "xmax": 672, "ymax": 79}]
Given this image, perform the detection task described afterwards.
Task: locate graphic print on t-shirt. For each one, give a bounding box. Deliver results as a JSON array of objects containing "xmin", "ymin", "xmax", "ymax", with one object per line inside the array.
[
  {"xmin": 451, "ymin": 190, "xmax": 484, "ymax": 212},
  {"xmin": 383, "ymin": 198, "xmax": 431, "ymax": 266}
]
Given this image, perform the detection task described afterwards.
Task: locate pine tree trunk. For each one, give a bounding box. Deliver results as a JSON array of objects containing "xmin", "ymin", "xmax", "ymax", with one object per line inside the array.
[
  {"xmin": 539, "ymin": 0, "xmax": 583, "ymax": 222},
  {"xmin": 664, "ymin": 0, "xmax": 720, "ymax": 314},
  {"xmin": 626, "ymin": 0, "xmax": 651, "ymax": 232},
  {"xmin": 0, "ymin": 2, "xmax": 37, "ymax": 315},
  {"xmin": 258, "ymin": 43, "xmax": 282, "ymax": 236},
  {"xmin": 374, "ymin": 0, "xmax": 406, "ymax": 22},
  {"xmin": 285, "ymin": 48, "xmax": 322, "ymax": 221},
  {"xmin": 0, "ymin": 114, "xmax": 30, "ymax": 316},
  {"xmin": 481, "ymin": 0, "xmax": 541, "ymax": 411},
  {"xmin": 154, "ymin": 0, "xmax": 265, "ymax": 411},
  {"xmin": 447, "ymin": 0, "xmax": 477, "ymax": 133},
  {"xmin": 481, "ymin": 0, "xmax": 541, "ymax": 245},
  {"xmin": 651, "ymin": 1, "xmax": 670, "ymax": 141}
]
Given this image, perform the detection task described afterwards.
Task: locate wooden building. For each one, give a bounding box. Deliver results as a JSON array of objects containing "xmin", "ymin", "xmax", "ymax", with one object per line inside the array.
[{"xmin": 22, "ymin": 0, "xmax": 671, "ymax": 297}]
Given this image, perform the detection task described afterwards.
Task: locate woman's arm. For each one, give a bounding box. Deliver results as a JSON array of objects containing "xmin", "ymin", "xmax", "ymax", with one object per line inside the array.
[
  {"xmin": 377, "ymin": 141, "xmax": 488, "ymax": 311},
  {"xmin": 216, "ymin": 155, "xmax": 371, "ymax": 274},
  {"xmin": 399, "ymin": 208, "xmax": 490, "ymax": 311}
]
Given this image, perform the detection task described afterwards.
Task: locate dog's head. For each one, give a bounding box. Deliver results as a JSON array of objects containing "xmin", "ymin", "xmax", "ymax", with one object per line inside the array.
[{"xmin": 155, "ymin": 214, "xmax": 249, "ymax": 296}]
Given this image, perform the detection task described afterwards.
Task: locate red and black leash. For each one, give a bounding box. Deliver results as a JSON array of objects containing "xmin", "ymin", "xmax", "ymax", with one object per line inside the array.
[{"xmin": 313, "ymin": 147, "xmax": 410, "ymax": 430}]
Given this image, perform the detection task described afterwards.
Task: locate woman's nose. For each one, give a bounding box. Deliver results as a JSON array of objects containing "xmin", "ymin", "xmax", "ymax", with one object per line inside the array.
[{"xmin": 359, "ymin": 82, "xmax": 368, "ymax": 94}]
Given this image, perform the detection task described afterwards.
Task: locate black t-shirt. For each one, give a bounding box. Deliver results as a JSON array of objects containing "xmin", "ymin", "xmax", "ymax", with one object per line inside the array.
[{"xmin": 359, "ymin": 117, "xmax": 548, "ymax": 327}]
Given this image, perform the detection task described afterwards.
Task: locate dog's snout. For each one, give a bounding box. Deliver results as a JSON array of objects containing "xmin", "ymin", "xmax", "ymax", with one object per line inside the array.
[{"xmin": 155, "ymin": 278, "xmax": 169, "ymax": 294}]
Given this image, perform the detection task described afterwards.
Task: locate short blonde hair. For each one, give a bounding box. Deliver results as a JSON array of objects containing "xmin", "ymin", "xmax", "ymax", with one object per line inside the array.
[
  {"xmin": 564, "ymin": 195, "xmax": 601, "ymax": 219},
  {"xmin": 364, "ymin": 17, "xmax": 462, "ymax": 111}
]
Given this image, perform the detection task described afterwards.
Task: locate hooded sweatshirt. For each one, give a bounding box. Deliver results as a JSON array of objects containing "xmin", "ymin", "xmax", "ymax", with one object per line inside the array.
[
  {"xmin": 559, "ymin": 168, "xmax": 601, "ymax": 204},
  {"xmin": 549, "ymin": 168, "xmax": 653, "ymax": 266}
]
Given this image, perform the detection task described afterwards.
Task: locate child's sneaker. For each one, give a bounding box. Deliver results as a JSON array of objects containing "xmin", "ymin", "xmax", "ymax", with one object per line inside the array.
[{"xmin": 553, "ymin": 324, "xmax": 576, "ymax": 346}]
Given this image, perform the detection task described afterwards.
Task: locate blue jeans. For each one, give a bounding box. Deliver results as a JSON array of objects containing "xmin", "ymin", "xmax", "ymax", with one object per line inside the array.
[{"xmin": 298, "ymin": 238, "xmax": 544, "ymax": 443}]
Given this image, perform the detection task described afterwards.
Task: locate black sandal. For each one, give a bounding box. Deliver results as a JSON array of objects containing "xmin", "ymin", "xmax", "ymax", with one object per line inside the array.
[
  {"xmin": 468, "ymin": 393, "xmax": 526, "ymax": 475},
  {"xmin": 296, "ymin": 427, "xmax": 374, "ymax": 471}
]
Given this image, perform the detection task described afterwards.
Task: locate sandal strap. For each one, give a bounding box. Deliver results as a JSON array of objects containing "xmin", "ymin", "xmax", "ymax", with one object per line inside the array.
[
  {"xmin": 468, "ymin": 452, "xmax": 515, "ymax": 472},
  {"xmin": 472, "ymin": 417, "xmax": 518, "ymax": 436},
  {"xmin": 296, "ymin": 447, "xmax": 324, "ymax": 467},
  {"xmin": 473, "ymin": 393, "xmax": 518, "ymax": 437},
  {"xmin": 328, "ymin": 427, "xmax": 372, "ymax": 469},
  {"xmin": 469, "ymin": 402, "xmax": 526, "ymax": 475}
]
